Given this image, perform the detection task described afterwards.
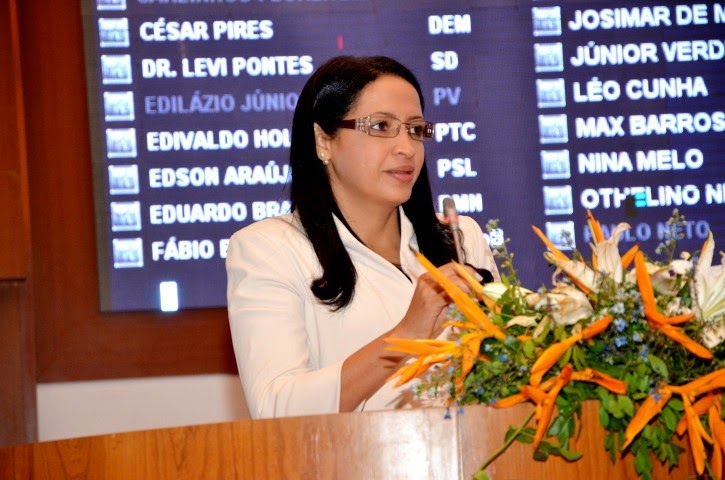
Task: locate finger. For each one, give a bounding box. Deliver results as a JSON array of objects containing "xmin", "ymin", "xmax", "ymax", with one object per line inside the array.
[
  {"xmin": 437, "ymin": 262, "xmax": 483, "ymax": 286},
  {"xmin": 418, "ymin": 268, "xmax": 472, "ymax": 298}
]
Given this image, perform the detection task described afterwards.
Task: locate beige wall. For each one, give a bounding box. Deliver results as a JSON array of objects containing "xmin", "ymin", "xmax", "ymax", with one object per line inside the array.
[{"xmin": 37, "ymin": 375, "xmax": 247, "ymax": 442}]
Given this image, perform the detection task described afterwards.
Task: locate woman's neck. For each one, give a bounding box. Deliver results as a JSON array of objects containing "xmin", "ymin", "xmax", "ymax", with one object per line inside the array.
[{"xmin": 339, "ymin": 204, "xmax": 402, "ymax": 264}]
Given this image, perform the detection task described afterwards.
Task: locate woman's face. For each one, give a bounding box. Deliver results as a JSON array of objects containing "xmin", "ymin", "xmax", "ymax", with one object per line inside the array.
[{"xmin": 317, "ymin": 75, "xmax": 426, "ymax": 213}]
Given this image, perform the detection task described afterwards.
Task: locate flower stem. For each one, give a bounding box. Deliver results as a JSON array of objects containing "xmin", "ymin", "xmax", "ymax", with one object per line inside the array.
[{"xmin": 477, "ymin": 409, "xmax": 536, "ymax": 474}]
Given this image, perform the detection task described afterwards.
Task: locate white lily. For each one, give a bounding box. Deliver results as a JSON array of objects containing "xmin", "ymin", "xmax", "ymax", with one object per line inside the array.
[
  {"xmin": 481, "ymin": 282, "xmax": 533, "ymax": 303},
  {"xmin": 506, "ymin": 315, "xmax": 539, "ymax": 328},
  {"xmin": 480, "ymin": 283, "xmax": 540, "ymax": 329},
  {"xmin": 646, "ymin": 259, "xmax": 693, "ymax": 296},
  {"xmin": 525, "ymin": 285, "xmax": 594, "ymax": 326},
  {"xmin": 692, "ymin": 231, "xmax": 725, "ymax": 348},
  {"xmin": 544, "ymin": 252, "xmax": 598, "ymax": 292},
  {"xmin": 591, "ymin": 222, "xmax": 631, "ymax": 284},
  {"xmin": 663, "ymin": 297, "xmax": 692, "ymax": 318},
  {"xmin": 544, "ymin": 222, "xmax": 632, "ymax": 293}
]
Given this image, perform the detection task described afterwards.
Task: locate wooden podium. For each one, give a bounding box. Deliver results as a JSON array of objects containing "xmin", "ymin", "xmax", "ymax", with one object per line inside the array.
[{"xmin": 0, "ymin": 403, "xmax": 695, "ymax": 479}]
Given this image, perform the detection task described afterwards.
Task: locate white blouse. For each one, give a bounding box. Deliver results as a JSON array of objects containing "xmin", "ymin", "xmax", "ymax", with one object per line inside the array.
[{"xmin": 226, "ymin": 208, "xmax": 499, "ymax": 418}]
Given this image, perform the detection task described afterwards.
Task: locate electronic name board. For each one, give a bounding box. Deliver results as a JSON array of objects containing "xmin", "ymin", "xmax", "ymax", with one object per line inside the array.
[{"xmin": 82, "ymin": 0, "xmax": 725, "ymax": 312}]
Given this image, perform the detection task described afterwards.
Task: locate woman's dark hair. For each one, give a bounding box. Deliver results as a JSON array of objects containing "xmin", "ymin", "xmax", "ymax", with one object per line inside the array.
[{"xmin": 289, "ymin": 55, "xmax": 456, "ymax": 310}]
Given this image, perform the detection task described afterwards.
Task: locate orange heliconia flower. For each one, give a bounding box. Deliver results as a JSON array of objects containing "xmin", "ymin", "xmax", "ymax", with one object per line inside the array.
[
  {"xmin": 625, "ymin": 370, "xmax": 725, "ymax": 476},
  {"xmin": 529, "ymin": 316, "xmax": 612, "ymax": 386},
  {"xmin": 492, "ymin": 391, "xmax": 528, "ymax": 409},
  {"xmin": 493, "ymin": 363, "xmax": 628, "ymax": 451},
  {"xmin": 623, "ymin": 385, "xmax": 673, "ymax": 449},
  {"xmin": 457, "ymin": 330, "xmax": 487, "ymax": 394},
  {"xmin": 385, "ymin": 338, "xmax": 457, "ymax": 387},
  {"xmin": 531, "ymin": 225, "xmax": 570, "ymax": 263},
  {"xmin": 682, "ymin": 395, "xmax": 711, "ymax": 474},
  {"xmin": 494, "ymin": 367, "xmax": 627, "ymax": 410},
  {"xmin": 453, "ymin": 262, "xmax": 484, "ymax": 295},
  {"xmin": 620, "ymin": 244, "xmax": 640, "ymax": 269},
  {"xmin": 453, "ymin": 262, "xmax": 507, "ymax": 312},
  {"xmin": 634, "ymin": 251, "xmax": 713, "ymax": 360},
  {"xmin": 669, "ymin": 372, "xmax": 725, "ymax": 476},
  {"xmin": 586, "ymin": 210, "xmax": 605, "ymax": 243},
  {"xmin": 675, "ymin": 394, "xmax": 719, "ymax": 436},
  {"xmin": 586, "ymin": 210, "xmax": 604, "ymax": 270},
  {"xmin": 415, "ymin": 251, "xmax": 505, "ymax": 340},
  {"xmin": 709, "ymin": 396, "xmax": 725, "ymax": 480},
  {"xmin": 385, "ymin": 332, "xmax": 491, "ymax": 393},
  {"xmin": 671, "ymin": 368, "xmax": 725, "ymax": 399},
  {"xmin": 526, "ymin": 364, "xmax": 573, "ymax": 448},
  {"xmin": 493, "ymin": 377, "xmax": 559, "ymax": 409},
  {"xmin": 531, "ymin": 225, "xmax": 592, "ymax": 295},
  {"xmin": 585, "ymin": 208, "xmax": 634, "ymax": 274},
  {"xmin": 570, "ymin": 368, "xmax": 627, "ymax": 395}
]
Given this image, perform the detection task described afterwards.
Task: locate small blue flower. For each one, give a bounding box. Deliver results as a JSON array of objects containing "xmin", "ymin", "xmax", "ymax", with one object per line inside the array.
[
  {"xmin": 632, "ymin": 332, "xmax": 642, "ymax": 343},
  {"xmin": 612, "ymin": 302, "xmax": 625, "ymax": 315},
  {"xmin": 519, "ymin": 365, "xmax": 528, "ymax": 372},
  {"xmin": 614, "ymin": 336, "xmax": 627, "ymax": 348},
  {"xmin": 499, "ymin": 354, "xmax": 509, "ymax": 363},
  {"xmin": 443, "ymin": 410, "xmax": 452, "ymax": 420},
  {"xmin": 484, "ymin": 344, "xmax": 492, "ymax": 352},
  {"xmin": 639, "ymin": 345, "xmax": 649, "ymax": 361},
  {"xmin": 614, "ymin": 318, "xmax": 626, "ymax": 332},
  {"xmin": 488, "ymin": 398, "xmax": 499, "ymax": 405}
]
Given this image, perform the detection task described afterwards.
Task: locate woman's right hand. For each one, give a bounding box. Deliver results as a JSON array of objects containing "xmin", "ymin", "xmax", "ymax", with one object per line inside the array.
[{"xmin": 392, "ymin": 262, "xmax": 481, "ymax": 340}]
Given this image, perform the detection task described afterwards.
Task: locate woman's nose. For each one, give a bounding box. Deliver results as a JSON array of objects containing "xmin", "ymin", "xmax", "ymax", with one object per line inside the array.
[{"xmin": 393, "ymin": 128, "xmax": 419, "ymax": 156}]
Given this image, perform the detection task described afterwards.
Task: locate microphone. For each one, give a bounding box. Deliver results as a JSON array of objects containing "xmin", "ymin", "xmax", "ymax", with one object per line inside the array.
[
  {"xmin": 443, "ymin": 197, "xmax": 464, "ymax": 264},
  {"xmin": 443, "ymin": 197, "xmax": 494, "ymax": 284}
]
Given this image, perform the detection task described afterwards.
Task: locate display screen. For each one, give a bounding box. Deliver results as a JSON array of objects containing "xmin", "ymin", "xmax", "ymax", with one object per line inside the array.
[{"xmin": 81, "ymin": 0, "xmax": 725, "ymax": 312}]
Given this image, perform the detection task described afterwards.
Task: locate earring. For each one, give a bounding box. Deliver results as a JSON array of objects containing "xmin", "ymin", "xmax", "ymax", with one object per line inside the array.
[{"xmin": 319, "ymin": 152, "xmax": 329, "ymax": 166}]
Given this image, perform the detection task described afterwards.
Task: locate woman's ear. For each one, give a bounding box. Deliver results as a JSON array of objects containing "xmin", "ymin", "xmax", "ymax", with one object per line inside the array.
[{"xmin": 313, "ymin": 123, "xmax": 331, "ymax": 159}]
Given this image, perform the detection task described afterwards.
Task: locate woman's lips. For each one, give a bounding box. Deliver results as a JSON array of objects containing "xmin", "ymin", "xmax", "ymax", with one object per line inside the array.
[{"xmin": 387, "ymin": 167, "xmax": 415, "ymax": 182}]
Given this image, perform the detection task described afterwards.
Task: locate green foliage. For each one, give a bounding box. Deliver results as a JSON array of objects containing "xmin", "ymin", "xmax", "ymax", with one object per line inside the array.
[{"xmin": 414, "ymin": 214, "xmax": 725, "ymax": 480}]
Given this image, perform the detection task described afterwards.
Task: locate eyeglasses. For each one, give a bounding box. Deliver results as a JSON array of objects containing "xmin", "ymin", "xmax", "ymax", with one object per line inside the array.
[{"xmin": 337, "ymin": 114, "xmax": 435, "ymax": 142}]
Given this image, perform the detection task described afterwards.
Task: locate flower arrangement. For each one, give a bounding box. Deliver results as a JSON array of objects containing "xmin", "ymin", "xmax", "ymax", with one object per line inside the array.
[{"xmin": 386, "ymin": 210, "xmax": 725, "ymax": 480}]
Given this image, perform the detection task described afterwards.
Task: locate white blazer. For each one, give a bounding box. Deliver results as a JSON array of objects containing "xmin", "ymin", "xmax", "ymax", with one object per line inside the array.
[{"xmin": 226, "ymin": 208, "xmax": 498, "ymax": 418}]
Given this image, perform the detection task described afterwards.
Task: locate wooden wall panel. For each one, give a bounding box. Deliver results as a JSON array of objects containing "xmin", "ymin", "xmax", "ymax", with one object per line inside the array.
[
  {"xmin": 0, "ymin": 283, "xmax": 36, "ymax": 447},
  {"xmin": 17, "ymin": 1, "xmax": 236, "ymax": 382},
  {"xmin": 0, "ymin": 0, "xmax": 36, "ymax": 447},
  {"xmin": 0, "ymin": 0, "xmax": 30, "ymax": 278}
]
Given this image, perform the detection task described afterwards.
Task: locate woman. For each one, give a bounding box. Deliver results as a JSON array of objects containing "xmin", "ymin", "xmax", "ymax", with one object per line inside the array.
[{"xmin": 226, "ymin": 56, "xmax": 498, "ymax": 418}]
